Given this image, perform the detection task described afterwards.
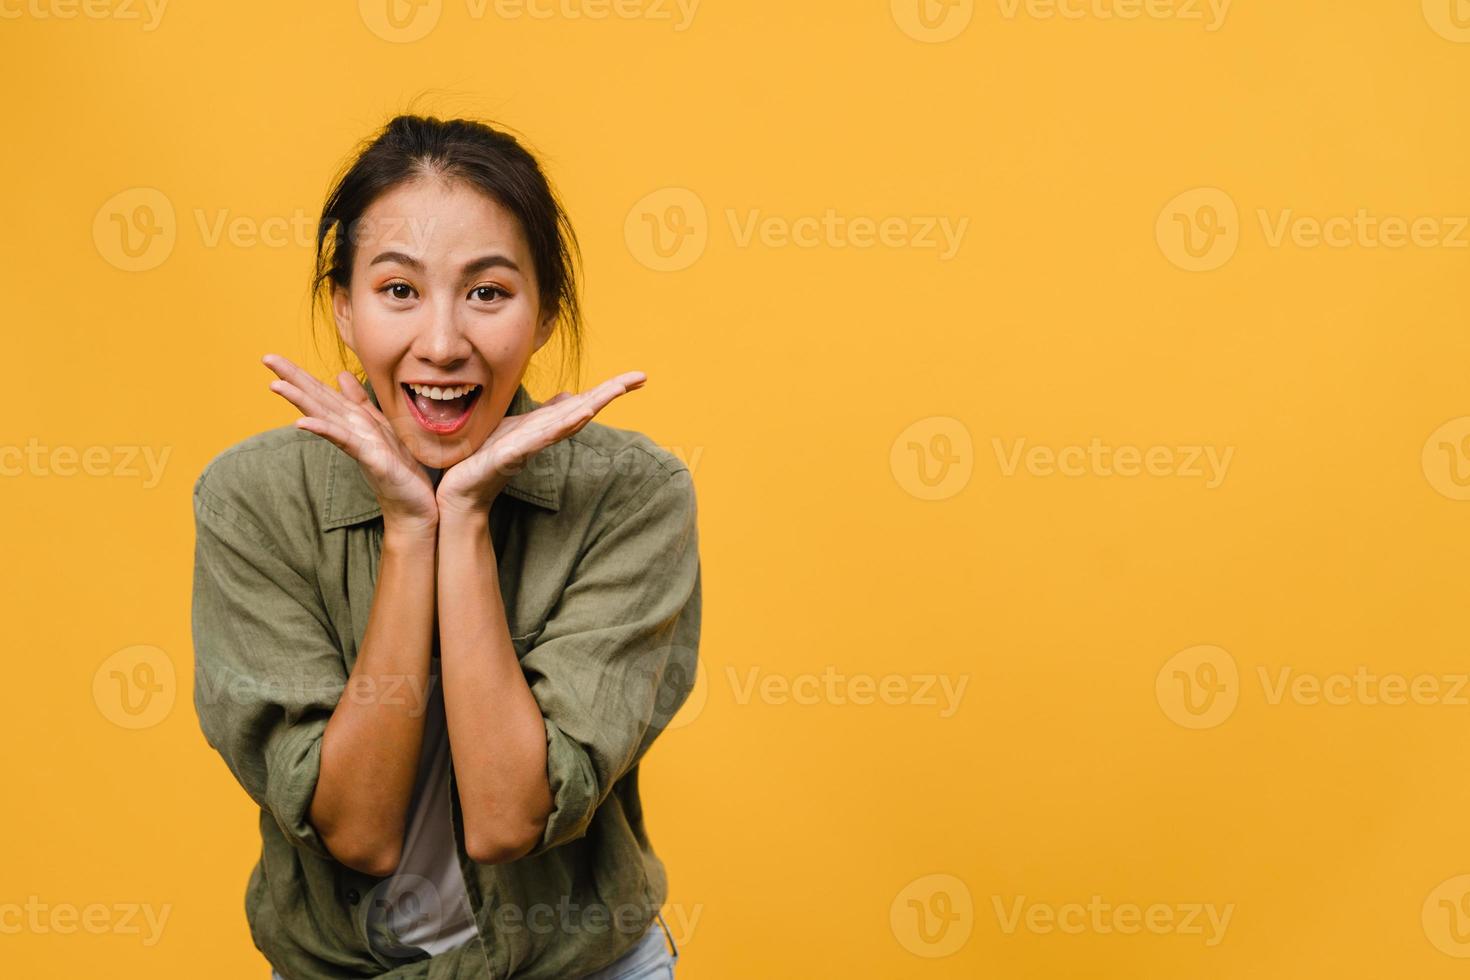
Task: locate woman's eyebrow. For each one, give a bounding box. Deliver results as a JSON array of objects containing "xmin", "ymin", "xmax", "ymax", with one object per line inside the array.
[{"xmin": 368, "ymin": 250, "xmax": 522, "ymax": 277}]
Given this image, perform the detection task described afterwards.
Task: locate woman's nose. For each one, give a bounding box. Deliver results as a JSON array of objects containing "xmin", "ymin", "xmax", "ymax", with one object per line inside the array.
[{"xmin": 412, "ymin": 303, "xmax": 471, "ymax": 364}]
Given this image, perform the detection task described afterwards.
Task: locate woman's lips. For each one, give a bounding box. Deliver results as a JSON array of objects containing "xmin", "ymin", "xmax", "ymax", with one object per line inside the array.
[{"xmin": 401, "ymin": 383, "xmax": 482, "ymax": 435}]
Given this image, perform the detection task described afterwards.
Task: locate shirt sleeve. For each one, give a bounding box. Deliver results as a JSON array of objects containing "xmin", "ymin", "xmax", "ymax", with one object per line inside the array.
[
  {"xmin": 519, "ymin": 463, "xmax": 702, "ymax": 858},
  {"xmin": 190, "ymin": 465, "xmax": 346, "ymax": 862}
]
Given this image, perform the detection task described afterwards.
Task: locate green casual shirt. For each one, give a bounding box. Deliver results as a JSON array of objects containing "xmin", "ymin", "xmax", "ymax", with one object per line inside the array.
[{"xmin": 190, "ymin": 380, "xmax": 701, "ymax": 979}]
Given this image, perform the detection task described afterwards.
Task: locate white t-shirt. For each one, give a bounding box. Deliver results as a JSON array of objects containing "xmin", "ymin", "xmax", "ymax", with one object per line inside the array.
[{"xmin": 364, "ymin": 652, "xmax": 479, "ymax": 960}]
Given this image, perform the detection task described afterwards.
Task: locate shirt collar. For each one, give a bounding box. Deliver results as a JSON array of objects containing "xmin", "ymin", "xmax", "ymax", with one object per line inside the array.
[{"xmin": 321, "ymin": 379, "xmax": 566, "ymax": 530}]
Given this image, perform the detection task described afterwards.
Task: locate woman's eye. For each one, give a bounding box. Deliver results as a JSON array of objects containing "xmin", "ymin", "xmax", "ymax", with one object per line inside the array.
[
  {"xmin": 383, "ymin": 282, "xmax": 414, "ymax": 300},
  {"xmin": 471, "ymin": 285, "xmax": 507, "ymax": 302}
]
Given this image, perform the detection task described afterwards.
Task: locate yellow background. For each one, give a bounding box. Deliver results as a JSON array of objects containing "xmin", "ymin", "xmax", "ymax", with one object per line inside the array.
[{"xmin": 4, "ymin": 0, "xmax": 1470, "ymax": 976}]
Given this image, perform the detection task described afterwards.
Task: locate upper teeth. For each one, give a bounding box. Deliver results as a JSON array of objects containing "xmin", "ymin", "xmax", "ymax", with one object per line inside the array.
[{"xmin": 408, "ymin": 383, "xmax": 479, "ymax": 400}]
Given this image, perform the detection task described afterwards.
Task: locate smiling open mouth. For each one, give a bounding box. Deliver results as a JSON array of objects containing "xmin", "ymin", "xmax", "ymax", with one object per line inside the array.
[{"xmin": 401, "ymin": 382, "xmax": 483, "ymax": 435}]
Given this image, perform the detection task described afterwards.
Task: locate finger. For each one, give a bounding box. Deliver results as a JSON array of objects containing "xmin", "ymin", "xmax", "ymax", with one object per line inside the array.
[
  {"xmin": 268, "ymin": 377, "xmax": 363, "ymax": 432},
  {"xmin": 262, "ymin": 354, "xmax": 351, "ymax": 419},
  {"xmin": 268, "ymin": 379, "xmax": 326, "ymax": 420},
  {"xmin": 502, "ymin": 391, "xmax": 575, "ymax": 431},
  {"xmin": 297, "ymin": 412, "xmax": 398, "ymax": 479},
  {"xmin": 500, "ymin": 372, "xmax": 648, "ymax": 462},
  {"xmin": 337, "ymin": 371, "xmax": 372, "ymax": 407},
  {"xmin": 293, "ymin": 415, "xmax": 358, "ymax": 456},
  {"xmin": 604, "ymin": 370, "xmax": 647, "ymax": 390},
  {"xmin": 551, "ymin": 372, "xmax": 646, "ymax": 424},
  {"xmin": 263, "ymin": 356, "xmax": 339, "ymax": 420},
  {"xmin": 334, "ymin": 370, "xmax": 396, "ymax": 430},
  {"xmin": 592, "ymin": 370, "xmax": 648, "ymax": 400},
  {"xmin": 572, "ymin": 371, "xmax": 648, "ymax": 417}
]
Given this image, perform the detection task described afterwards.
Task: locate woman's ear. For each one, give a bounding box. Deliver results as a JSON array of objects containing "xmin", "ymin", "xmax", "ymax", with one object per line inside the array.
[
  {"xmin": 533, "ymin": 309, "xmax": 555, "ymax": 353},
  {"xmin": 332, "ymin": 284, "xmax": 355, "ymax": 350}
]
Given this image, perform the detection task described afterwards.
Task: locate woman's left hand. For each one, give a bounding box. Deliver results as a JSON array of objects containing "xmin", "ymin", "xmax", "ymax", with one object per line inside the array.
[{"xmin": 436, "ymin": 371, "xmax": 648, "ymax": 520}]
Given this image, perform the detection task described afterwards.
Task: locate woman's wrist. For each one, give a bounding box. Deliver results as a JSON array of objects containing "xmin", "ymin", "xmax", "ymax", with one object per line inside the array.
[
  {"xmin": 382, "ymin": 515, "xmax": 440, "ymax": 548},
  {"xmin": 436, "ymin": 501, "xmax": 491, "ymax": 533},
  {"xmin": 436, "ymin": 485, "xmax": 503, "ymax": 526}
]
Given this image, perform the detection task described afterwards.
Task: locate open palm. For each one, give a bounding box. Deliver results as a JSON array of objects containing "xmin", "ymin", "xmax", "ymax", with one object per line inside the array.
[
  {"xmin": 436, "ymin": 371, "xmax": 647, "ymax": 519},
  {"xmin": 263, "ymin": 354, "xmax": 439, "ymax": 533}
]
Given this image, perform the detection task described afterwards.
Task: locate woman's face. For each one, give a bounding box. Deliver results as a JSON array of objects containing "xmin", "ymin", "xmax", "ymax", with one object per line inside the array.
[{"xmin": 332, "ymin": 176, "xmax": 553, "ymax": 471}]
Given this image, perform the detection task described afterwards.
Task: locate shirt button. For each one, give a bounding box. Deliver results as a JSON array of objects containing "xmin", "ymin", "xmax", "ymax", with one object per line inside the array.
[{"xmin": 346, "ymin": 888, "xmax": 360, "ymax": 905}]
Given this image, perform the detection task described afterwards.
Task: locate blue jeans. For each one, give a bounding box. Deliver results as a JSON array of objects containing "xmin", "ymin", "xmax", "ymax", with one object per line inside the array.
[
  {"xmin": 268, "ymin": 910, "xmax": 679, "ymax": 979},
  {"xmin": 578, "ymin": 911, "xmax": 679, "ymax": 980}
]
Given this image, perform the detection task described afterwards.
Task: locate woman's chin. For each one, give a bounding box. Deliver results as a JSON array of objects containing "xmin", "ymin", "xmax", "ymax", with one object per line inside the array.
[
  {"xmin": 398, "ymin": 430, "xmax": 474, "ymax": 473},
  {"xmin": 390, "ymin": 418, "xmax": 495, "ymax": 475},
  {"xmin": 412, "ymin": 447, "xmax": 470, "ymax": 472}
]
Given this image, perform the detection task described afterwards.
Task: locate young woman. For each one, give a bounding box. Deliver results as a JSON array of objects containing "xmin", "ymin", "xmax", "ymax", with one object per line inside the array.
[{"xmin": 191, "ymin": 114, "xmax": 700, "ymax": 979}]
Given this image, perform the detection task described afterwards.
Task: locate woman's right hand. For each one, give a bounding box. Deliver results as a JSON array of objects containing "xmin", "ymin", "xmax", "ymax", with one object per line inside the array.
[{"xmin": 263, "ymin": 354, "xmax": 439, "ymax": 535}]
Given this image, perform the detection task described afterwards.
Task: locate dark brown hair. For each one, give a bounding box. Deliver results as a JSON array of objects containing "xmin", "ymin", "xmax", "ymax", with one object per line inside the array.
[{"xmin": 309, "ymin": 113, "xmax": 584, "ymax": 390}]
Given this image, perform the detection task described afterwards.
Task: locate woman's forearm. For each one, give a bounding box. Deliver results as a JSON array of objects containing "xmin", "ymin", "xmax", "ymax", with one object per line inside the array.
[
  {"xmin": 309, "ymin": 523, "xmax": 438, "ymax": 876},
  {"xmin": 437, "ymin": 510, "xmax": 553, "ymax": 865}
]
